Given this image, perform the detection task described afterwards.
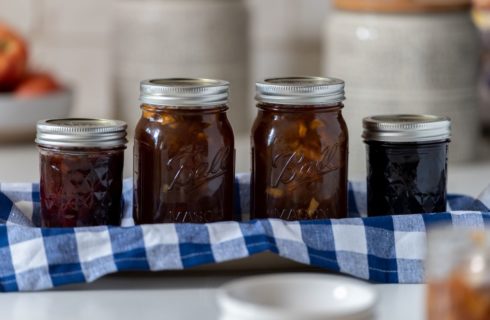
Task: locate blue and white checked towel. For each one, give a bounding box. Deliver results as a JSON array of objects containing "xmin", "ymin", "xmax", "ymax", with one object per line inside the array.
[{"xmin": 0, "ymin": 173, "xmax": 489, "ymax": 292}]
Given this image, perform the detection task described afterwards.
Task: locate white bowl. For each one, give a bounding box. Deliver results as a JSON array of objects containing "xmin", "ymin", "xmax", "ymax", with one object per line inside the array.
[
  {"xmin": 217, "ymin": 273, "xmax": 377, "ymax": 320},
  {"xmin": 0, "ymin": 89, "xmax": 72, "ymax": 142}
]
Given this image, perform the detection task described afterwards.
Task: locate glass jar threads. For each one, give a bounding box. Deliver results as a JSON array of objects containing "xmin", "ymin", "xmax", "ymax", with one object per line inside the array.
[
  {"xmin": 134, "ymin": 78, "xmax": 235, "ymax": 224},
  {"xmin": 251, "ymin": 77, "xmax": 349, "ymax": 220},
  {"xmin": 36, "ymin": 119, "xmax": 127, "ymax": 227},
  {"xmin": 363, "ymin": 114, "xmax": 451, "ymax": 216}
]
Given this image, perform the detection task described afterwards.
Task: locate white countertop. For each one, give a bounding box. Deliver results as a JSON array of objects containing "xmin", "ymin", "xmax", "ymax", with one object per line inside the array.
[{"xmin": 0, "ymin": 273, "xmax": 426, "ymax": 320}]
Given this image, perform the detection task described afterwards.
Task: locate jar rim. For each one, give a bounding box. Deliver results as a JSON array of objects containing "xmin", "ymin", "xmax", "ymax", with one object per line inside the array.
[
  {"xmin": 362, "ymin": 114, "xmax": 451, "ymax": 143},
  {"xmin": 36, "ymin": 118, "xmax": 128, "ymax": 148},
  {"xmin": 139, "ymin": 78, "xmax": 229, "ymax": 107},
  {"xmin": 255, "ymin": 76, "xmax": 346, "ymax": 106}
]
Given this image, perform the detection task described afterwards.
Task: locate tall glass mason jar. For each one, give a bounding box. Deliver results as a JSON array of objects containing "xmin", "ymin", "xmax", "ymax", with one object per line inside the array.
[
  {"xmin": 133, "ymin": 78, "xmax": 235, "ymax": 224},
  {"xmin": 251, "ymin": 77, "xmax": 348, "ymax": 220},
  {"xmin": 36, "ymin": 119, "xmax": 127, "ymax": 227}
]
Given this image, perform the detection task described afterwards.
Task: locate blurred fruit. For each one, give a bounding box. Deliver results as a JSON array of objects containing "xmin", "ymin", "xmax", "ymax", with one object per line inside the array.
[
  {"xmin": 15, "ymin": 72, "xmax": 60, "ymax": 98},
  {"xmin": 0, "ymin": 23, "xmax": 27, "ymax": 91}
]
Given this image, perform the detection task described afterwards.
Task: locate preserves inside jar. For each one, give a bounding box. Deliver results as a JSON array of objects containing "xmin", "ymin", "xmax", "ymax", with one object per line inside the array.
[
  {"xmin": 427, "ymin": 230, "xmax": 490, "ymax": 320},
  {"xmin": 428, "ymin": 271, "xmax": 490, "ymax": 320},
  {"xmin": 133, "ymin": 104, "xmax": 235, "ymax": 223},
  {"xmin": 366, "ymin": 141, "xmax": 448, "ymax": 216},
  {"xmin": 39, "ymin": 146, "xmax": 125, "ymax": 227},
  {"xmin": 251, "ymin": 103, "xmax": 348, "ymax": 220}
]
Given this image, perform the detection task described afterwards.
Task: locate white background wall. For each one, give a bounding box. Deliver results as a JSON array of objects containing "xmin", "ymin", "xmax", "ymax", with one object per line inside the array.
[
  {"xmin": 1, "ymin": 0, "xmax": 488, "ymax": 175},
  {"xmin": 0, "ymin": 0, "xmax": 330, "ymax": 124}
]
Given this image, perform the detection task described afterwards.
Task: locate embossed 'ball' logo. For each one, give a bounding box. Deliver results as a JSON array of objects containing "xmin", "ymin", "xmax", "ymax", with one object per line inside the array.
[
  {"xmin": 271, "ymin": 143, "xmax": 340, "ymax": 188},
  {"xmin": 166, "ymin": 146, "xmax": 231, "ymax": 191}
]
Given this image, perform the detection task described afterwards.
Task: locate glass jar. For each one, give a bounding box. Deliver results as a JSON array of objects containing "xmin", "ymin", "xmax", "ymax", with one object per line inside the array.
[
  {"xmin": 363, "ymin": 114, "xmax": 451, "ymax": 216},
  {"xmin": 427, "ymin": 227, "xmax": 490, "ymax": 320},
  {"xmin": 134, "ymin": 78, "xmax": 235, "ymax": 224},
  {"xmin": 251, "ymin": 77, "xmax": 349, "ymax": 220},
  {"xmin": 36, "ymin": 119, "xmax": 127, "ymax": 227}
]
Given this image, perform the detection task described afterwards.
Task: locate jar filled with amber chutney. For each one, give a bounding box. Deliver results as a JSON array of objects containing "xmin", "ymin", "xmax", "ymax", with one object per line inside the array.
[
  {"xmin": 134, "ymin": 78, "xmax": 235, "ymax": 223},
  {"xmin": 36, "ymin": 119, "xmax": 127, "ymax": 227},
  {"xmin": 251, "ymin": 77, "xmax": 349, "ymax": 220}
]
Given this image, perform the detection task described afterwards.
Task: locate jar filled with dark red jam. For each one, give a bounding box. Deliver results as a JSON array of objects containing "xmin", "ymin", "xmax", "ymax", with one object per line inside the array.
[
  {"xmin": 134, "ymin": 78, "xmax": 235, "ymax": 224},
  {"xmin": 36, "ymin": 119, "xmax": 127, "ymax": 227},
  {"xmin": 363, "ymin": 114, "xmax": 451, "ymax": 216},
  {"xmin": 251, "ymin": 77, "xmax": 349, "ymax": 220}
]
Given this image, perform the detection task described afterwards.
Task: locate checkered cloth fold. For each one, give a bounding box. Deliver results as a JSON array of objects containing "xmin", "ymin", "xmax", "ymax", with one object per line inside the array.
[{"xmin": 0, "ymin": 173, "xmax": 489, "ymax": 292}]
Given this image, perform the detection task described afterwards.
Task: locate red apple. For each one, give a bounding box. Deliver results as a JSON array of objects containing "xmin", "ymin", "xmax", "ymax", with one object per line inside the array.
[
  {"xmin": 15, "ymin": 72, "xmax": 60, "ymax": 98},
  {"xmin": 0, "ymin": 23, "xmax": 28, "ymax": 91}
]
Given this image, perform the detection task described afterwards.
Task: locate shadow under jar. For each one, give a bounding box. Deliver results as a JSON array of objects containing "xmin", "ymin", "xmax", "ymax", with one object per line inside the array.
[
  {"xmin": 363, "ymin": 114, "xmax": 451, "ymax": 216},
  {"xmin": 251, "ymin": 77, "xmax": 349, "ymax": 220},
  {"xmin": 36, "ymin": 119, "xmax": 127, "ymax": 227},
  {"xmin": 134, "ymin": 78, "xmax": 235, "ymax": 224}
]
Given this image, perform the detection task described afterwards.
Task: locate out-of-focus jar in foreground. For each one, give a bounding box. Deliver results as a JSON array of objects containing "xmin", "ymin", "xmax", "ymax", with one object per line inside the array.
[{"xmin": 427, "ymin": 227, "xmax": 490, "ymax": 320}]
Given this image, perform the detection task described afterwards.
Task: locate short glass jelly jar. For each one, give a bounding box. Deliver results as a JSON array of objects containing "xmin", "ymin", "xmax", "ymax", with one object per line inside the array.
[
  {"xmin": 363, "ymin": 114, "xmax": 451, "ymax": 216},
  {"xmin": 36, "ymin": 119, "xmax": 127, "ymax": 227}
]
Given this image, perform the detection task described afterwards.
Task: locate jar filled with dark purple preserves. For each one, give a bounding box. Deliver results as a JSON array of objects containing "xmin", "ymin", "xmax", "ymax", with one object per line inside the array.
[
  {"xmin": 363, "ymin": 114, "xmax": 451, "ymax": 216},
  {"xmin": 134, "ymin": 78, "xmax": 235, "ymax": 224},
  {"xmin": 36, "ymin": 119, "xmax": 127, "ymax": 227},
  {"xmin": 251, "ymin": 77, "xmax": 349, "ymax": 220}
]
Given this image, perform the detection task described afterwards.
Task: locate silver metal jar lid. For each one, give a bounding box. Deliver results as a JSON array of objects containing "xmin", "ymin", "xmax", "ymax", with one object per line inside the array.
[
  {"xmin": 36, "ymin": 118, "xmax": 128, "ymax": 148},
  {"xmin": 139, "ymin": 78, "xmax": 229, "ymax": 107},
  {"xmin": 362, "ymin": 114, "xmax": 451, "ymax": 143},
  {"xmin": 255, "ymin": 76, "xmax": 345, "ymax": 105}
]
